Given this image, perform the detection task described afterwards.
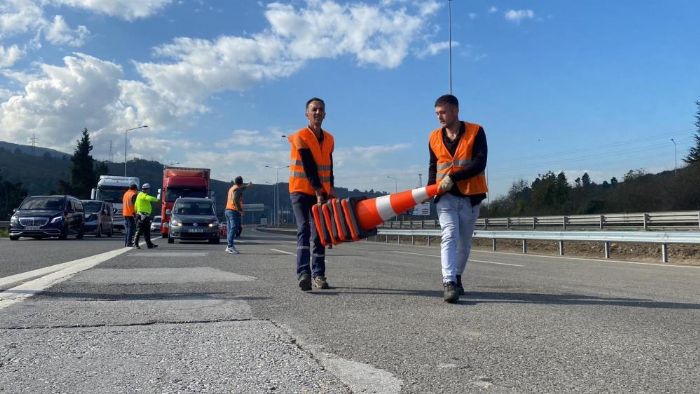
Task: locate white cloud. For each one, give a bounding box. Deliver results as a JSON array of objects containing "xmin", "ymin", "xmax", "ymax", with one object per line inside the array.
[
  {"xmin": 335, "ymin": 143, "xmax": 410, "ymax": 167},
  {"xmin": 416, "ymin": 40, "xmax": 457, "ymax": 58},
  {"xmin": 488, "ymin": 6, "xmax": 498, "ymax": 14},
  {"xmin": 216, "ymin": 129, "xmax": 287, "ymax": 148},
  {"xmin": 44, "ymin": 15, "xmax": 89, "ymax": 46},
  {"xmin": 0, "ymin": 53, "xmax": 125, "ymax": 152},
  {"xmin": 0, "ymin": 0, "xmax": 44, "ymax": 38},
  {"xmin": 50, "ymin": 0, "xmax": 174, "ymax": 21},
  {"xmin": 0, "ymin": 44, "xmax": 24, "ymax": 67},
  {"xmin": 504, "ymin": 9, "xmax": 535, "ymax": 24}
]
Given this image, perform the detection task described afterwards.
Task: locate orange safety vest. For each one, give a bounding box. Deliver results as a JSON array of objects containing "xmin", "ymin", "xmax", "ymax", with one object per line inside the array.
[
  {"xmin": 122, "ymin": 189, "xmax": 137, "ymax": 217},
  {"xmin": 226, "ymin": 185, "xmax": 243, "ymax": 211},
  {"xmin": 288, "ymin": 127, "xmax": 334, "ymax": 196},
  {"xmin": 429, "ymin": 122, "xmax": 488, "ymax": 195}
]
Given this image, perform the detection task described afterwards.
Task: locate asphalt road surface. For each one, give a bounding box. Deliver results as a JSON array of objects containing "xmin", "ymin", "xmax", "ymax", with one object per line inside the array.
[{"xmin": 1, "ymin": 228, "xmax": 698, "ymax": 393}]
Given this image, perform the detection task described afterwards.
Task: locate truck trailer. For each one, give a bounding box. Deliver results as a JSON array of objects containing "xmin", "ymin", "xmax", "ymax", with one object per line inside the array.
[{"xmin": 159, "ymin": 166, "xmax": 211, "ymax": 237}]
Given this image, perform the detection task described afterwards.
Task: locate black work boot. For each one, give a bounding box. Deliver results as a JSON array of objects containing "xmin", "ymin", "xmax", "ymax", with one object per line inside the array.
[
  {"xmin": 298, "ymin": 272, "xmax": 312, "ymax": 292},
  {"xmin": 456, "ymin": 275, "xmax": 465, "ymax": 295},
  {"xmin": 443, "ymin": 281, "xmax": 459, "ymax": 303}
]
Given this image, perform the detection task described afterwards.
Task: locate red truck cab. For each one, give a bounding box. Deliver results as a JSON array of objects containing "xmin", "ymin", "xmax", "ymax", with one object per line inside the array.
[{"xmin": 160, "ymin": 166, "xmax": 211, "ymax": 237}]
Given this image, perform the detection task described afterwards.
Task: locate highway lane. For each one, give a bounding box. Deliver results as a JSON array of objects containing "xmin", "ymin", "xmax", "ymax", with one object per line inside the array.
[
  {"xmin": 0, "ymin": 235, "xmax": 126, "ymax": 280},
  {"xmin": 1, "ymin": 228, "xmax": 698, "ymax": 392}
]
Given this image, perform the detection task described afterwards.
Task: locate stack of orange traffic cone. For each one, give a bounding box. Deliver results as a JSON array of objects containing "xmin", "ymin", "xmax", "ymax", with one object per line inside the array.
[{"xmin": 312, "ymin": 184, "xmax": 439, "ymax": 247}]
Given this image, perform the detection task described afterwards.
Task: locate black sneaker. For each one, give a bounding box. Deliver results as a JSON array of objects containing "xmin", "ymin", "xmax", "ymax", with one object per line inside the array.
[
  {"xmin": 147, "ymin": 244, "xmax": 158, "ymax": 249},
  {"xmin": 312, "ymin": 276, "xmax": 329, "ymax": 289},
  {"xmin": 456, "ymin": 275, "xmax": 465, "ymax": 296},
  {"xmin": 443, "ymin": 281, "xmax": 459, "ymax": 303},
  {"xmin": 298, "ymin": 272, "xmax": 312, "ymax": 291}
]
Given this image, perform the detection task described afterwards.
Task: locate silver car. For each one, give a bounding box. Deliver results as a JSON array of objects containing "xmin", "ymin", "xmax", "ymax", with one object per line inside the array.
[
  {"xmin": 167, "ymin": 198, "xmax": 220, "ymax": 244},
  {"xmin": 150, "ymin": 216, "xmax": 162, "ymax": 232}
]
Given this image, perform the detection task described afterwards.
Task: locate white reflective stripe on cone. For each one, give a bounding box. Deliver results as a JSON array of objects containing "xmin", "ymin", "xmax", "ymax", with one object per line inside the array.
[
  {"xmin": 375, "ymin": 195, "xmax": 396, "ymax": 221},
  {"xmin": 411, "ymin": 187, "xmax": 429, "ymax": 204}
]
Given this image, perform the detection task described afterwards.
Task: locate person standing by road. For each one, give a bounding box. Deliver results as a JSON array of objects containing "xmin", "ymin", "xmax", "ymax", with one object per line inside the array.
[
  {"xmin": 428, "ymin": 94, "xmax": 488, "ymax": 303},
  {"xmin": 225, "ymin": 176, "xmax": 252, "ymax": 254},
  {"xmin": 122, "ymin": 184, "xmax": 138, "ymax": 247},
  {"xmin": 288, "ymin": 97, "xmax": 335, "ymax": 291},
  {"xmin": 133, "ymin": 183, "xmax": 160, "ymax": 249}
]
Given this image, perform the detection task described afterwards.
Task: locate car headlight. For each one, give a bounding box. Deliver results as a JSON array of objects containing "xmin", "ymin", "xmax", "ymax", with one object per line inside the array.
[
  {"xmin": 208, "ymin": 222, "xmax": 218, "ymax": 228},
  {"xmin": 10, "ymin": 216, "xmax": 19, "ymax": 225},
  {"xmin": 171, "ymin": 219, "xmax": 181, "ymax": 227},
  {"xmin": 51, "ymin": 216, "xmax": 64, "ymax": 223}
]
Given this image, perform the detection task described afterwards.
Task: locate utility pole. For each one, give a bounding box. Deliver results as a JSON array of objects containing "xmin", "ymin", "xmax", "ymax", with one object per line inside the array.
[
  {"xmin": 29, "ymin": 134, "xmax": 38, "ymax": 154},
  {"xmin": 418, "ymin": 173, "xmax": 423, "ymax": 187},
  {"xmin": 448, "ymin": 0, "xmax": 453, "ymax": 94},
  {"xmin": 109, "ymin": 140, "xmax": 113, "ymax": 163}
]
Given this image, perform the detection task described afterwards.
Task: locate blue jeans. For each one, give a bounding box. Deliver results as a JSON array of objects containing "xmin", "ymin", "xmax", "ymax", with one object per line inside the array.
[
  {"xmin": 225, "ymin": 209, "xmax": 241, "ymax": 248},
  {"xmin": 124, "ymin": 216, "xmax": 135, "ymax": 246},
  {"xmin": 290, "ymin": 192, "xmax": 325, "ymax": 278},
  {"xmin": 436, "ymin": 194, "xmax": 481, "ymax": 283}
]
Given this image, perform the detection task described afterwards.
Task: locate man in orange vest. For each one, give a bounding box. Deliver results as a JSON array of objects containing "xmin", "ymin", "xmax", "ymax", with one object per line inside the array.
[
  {"xmin": 225, "ymin": 176, "xmax": 252, "ymax": 254},
  {"xmin": 122, "ymin": 183, "xmax": 138, "ymax": 247},
  {"xmin": 288, "ymin": 97, "xmax": 334, "ymax": 291},
  {"xmin": 428, "ymin": 94, "xmax": 488, "ymax": 303}
]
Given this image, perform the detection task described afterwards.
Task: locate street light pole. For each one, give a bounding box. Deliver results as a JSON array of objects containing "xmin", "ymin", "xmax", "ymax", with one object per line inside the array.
[
  {"xmin": 124, "ymin": 125, "xmax": 148, "ymax": 176},
  {"xmin": 670, "ymin": 138, "xmax": 677, "ymax": 175},
  {"xmin": 266, "ymin": 165, "xmax": 289, "ymax": 227}
]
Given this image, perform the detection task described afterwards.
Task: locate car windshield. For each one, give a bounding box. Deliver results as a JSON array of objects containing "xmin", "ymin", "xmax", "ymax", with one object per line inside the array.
[
  {"xmin": 82, "ymin": 201, "xmax": 103, "ymax": 213},
  {"xmin": 20, "ymin": 197, "xmax": 64, "ymax": 210},
  {"xmin": 96, "ymin": 186, "xmax": 127, "ymax": 203},
  {"xmin": 166, "ymin": 187, "xmax": 207, "ymax": 202},
  {"xmin": 153, "ymin": 217, "xmax": 161, "ymax": 223},
  {"xmin": 173, "ymin": 202, "xmax": 214, "ymax": 216}
]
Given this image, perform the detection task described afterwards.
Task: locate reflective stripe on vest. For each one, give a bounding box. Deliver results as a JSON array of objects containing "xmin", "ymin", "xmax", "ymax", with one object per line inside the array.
[
  {"xmin": 429, "ymin": 122, "xmax": 488, "ymax": 195},
  {"xmin": 122, "ymin": 189, "xmax": 137, "ymax": 217},
  {"xmin": 288, "ymin": 127, "xmax": 334, "ymax": 195}
]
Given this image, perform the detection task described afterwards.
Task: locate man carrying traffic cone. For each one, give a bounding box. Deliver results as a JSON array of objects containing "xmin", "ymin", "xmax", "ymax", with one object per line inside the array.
[
  {"xmin": 428, "ymin": 94, "xmax": 488, "ymax": 303},
  {"xmin": 288, "ymin": 97, "xmax": 335, "ymax": 291}
]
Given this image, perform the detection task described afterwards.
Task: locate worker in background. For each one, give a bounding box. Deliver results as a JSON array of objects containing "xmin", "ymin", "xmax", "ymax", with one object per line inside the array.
[
  {"xmin": 133, "ymin": 183, "xmax": 160, "ymax": 249},
  {"xmin": 225, "ymin": 176, "xmax": 252, "ymax": 254},
  {"xmin": 428, "ymin": 94, "xmax": 488, "ymax": 303},
  {"xmin": 288, "ymin": 97, "xmax": 334, "ymax": 291},
  {"xmin": 122, "ymin": 183, "xmax": 138, "ymax": 247}
]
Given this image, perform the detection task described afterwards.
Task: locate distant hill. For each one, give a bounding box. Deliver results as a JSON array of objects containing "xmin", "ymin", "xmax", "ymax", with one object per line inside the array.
[
  {"xmin": 0, "ymin": 141, "xmax": 387, "ymax": 223},
  {"xmin": 0, "ymin": 141, "xmax": 70, "ymax": 160}
]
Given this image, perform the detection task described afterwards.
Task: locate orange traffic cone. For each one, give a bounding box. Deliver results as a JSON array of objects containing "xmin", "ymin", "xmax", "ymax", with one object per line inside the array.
[
  {"xmin": 354, "ymin": 184, "xmax": 439, "ymax": 230},
  {"xmin": 311, "ymin": 184, "xmax": 440, "ymax": 247}
]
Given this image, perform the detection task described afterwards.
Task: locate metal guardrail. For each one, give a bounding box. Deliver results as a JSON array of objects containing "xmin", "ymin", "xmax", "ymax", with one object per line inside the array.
[
  {"xmin": 385, "ymin": 210, "xmax": 700, "ymax": 231},
  {"xmin": 0, "ymin": 221, "xmax": 8, "ymax": 231},
  {"xmin": 376, "ymin": 228, "xmax": 700, "ymax": 263}
]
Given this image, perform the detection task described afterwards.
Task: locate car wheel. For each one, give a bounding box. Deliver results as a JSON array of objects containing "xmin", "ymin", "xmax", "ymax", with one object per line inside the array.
[
  {"xmin": 96, "ymin": 224, "xmax": 102, "ymax": 238},
  {"xmin": 9, "ymin": 235, "xmax": 19, "ymax": 241}
]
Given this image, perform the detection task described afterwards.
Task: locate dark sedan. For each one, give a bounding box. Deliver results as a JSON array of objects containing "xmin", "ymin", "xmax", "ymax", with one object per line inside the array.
[{"xmin": 9, "ymin": 195, "xmax": 85, "ymax": 240}]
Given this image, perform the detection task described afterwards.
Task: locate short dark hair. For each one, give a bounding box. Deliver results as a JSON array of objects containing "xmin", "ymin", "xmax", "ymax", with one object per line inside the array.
[
  {"xmin": 434, "ymin": 94, "xmax": 459, "ymax": 108},
  {"xmin": 234, "ymin": 176, "xmax": 243, "ymax": 185},
  {"xmin": 306, "ymin": 97, "xmax": 325, "ymax": 110},
  {"xmin": 129, "ymin": 184, "xmax": 137, "ymax": 190}
]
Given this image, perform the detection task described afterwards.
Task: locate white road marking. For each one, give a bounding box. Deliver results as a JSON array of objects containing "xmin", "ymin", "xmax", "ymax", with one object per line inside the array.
[
  {"xmin": 0, "ymin": 247, "xmax": 130, "ymax": 310},
  {"xmin": 392, "ymin": 251, "xmax": 524, "ymax": 267},
  {"xmin": 270, "ymin": 248, "xmax": 295, "ymax": 255},
  {"xmin": 129, "ymin": 252, "xmax": 208, "ymax": 257}
]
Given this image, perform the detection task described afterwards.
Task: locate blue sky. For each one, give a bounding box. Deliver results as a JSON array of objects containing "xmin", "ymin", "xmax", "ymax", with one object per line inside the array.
[{"xmin": 1, "ymin": 0, "xmax": 699, "ymax": 198}]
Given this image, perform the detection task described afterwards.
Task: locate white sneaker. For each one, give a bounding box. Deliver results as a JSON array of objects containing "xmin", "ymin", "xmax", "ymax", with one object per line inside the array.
[{"xmin": 230, "ymin": 246, "xmax": 240, "ymax": 254}]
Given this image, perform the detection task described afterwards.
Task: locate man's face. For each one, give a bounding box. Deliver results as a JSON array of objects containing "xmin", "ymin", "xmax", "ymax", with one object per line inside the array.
[
  {"xmin": 306, "ymin": 100, "xmax": 325, "ymax": 128},
  {"xmin": 435, "ymin": 104, "xmax": 459, "ymax": 128}
]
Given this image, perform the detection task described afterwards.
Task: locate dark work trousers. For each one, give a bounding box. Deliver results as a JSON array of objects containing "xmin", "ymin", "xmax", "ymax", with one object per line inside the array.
[
  {"xmin": 290, "ymin": 192, "xmax": 325, "ymax": 278},
  {"xmin": 134, "ymin": 214, "xmax": 154, "ymax": 247},
  {"xmin": 124, "ymin": 216, "xmax": 136, "ymax": 246}
]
